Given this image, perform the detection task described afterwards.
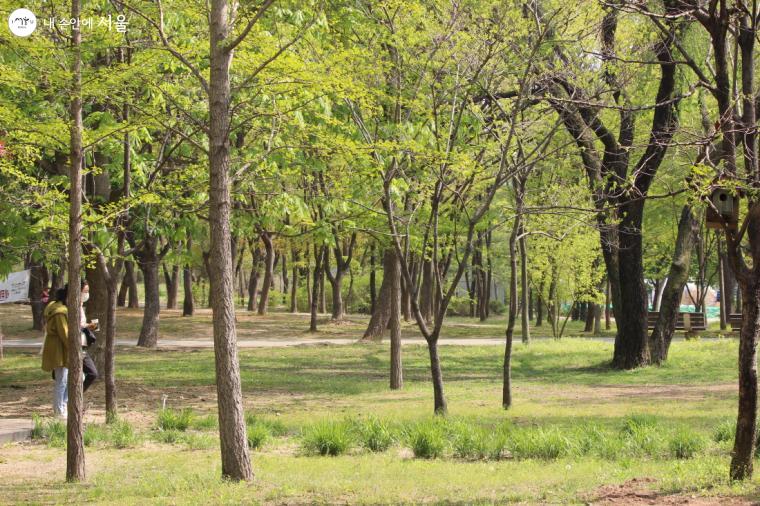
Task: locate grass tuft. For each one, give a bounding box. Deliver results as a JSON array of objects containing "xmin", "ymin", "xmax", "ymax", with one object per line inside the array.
[
  {"xmin": 301, "ymin": 419, "xmax": 353, "ymax": 456},
  {"xmin": 352, "ymin": 416, "xmax": 395, "ymax": 453},
  {"xmin": 405, "ymin": 419, "xmax": 446, "ymax": 459},
  {"xmin": 157, "ymin": 408, "xmax": 194, "ymax": 432},
  {"xmin": 669, "ymin": 428, "xmax": 706, "ymax": 459}
]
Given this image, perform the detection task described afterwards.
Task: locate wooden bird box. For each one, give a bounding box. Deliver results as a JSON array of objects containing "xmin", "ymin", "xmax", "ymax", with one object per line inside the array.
[{"xmin": 706, "ymin": 188, "xmax": 739, "ymax": 230}]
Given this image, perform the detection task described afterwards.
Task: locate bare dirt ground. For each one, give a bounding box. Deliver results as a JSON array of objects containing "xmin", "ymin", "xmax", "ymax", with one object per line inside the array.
[{"xmin": 590, "ymin": 478, "xmax": 759, "ymax": 505}]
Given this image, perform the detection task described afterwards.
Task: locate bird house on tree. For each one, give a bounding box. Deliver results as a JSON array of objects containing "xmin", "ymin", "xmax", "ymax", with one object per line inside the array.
[{"xmin": 706, "ymin": 188, "xmax": 739, "ymax": 230}]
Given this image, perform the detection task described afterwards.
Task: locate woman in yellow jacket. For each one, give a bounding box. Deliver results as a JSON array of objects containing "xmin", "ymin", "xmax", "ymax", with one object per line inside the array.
[{"xmin": 41, "ymin": 286, "xmax": 69, "ymax": 418}]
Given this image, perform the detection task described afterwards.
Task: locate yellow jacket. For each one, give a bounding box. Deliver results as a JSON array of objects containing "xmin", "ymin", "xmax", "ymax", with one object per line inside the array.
[{"xmin": 41, "ymin": 301, "xmax": 69, "ymax": 372}]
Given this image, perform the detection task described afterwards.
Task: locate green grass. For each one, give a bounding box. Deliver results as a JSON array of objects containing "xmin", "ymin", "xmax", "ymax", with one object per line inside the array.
[
  {"xmin": 3, "ymin": 305, "xmax": 759, "ymax": 504},
  {"xmin": 300, "ymin": 419, "xmax": 354, "ymax": 456}
]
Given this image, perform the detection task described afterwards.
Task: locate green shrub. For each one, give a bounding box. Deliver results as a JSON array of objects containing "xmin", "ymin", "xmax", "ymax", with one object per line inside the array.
[
  {"xmin": 354, "ymin": 417, "xmax": 395, "ymax": 453},
  {"xmin": 157, "ymin": 408, "xmax": 193, "ymax": 432},
  {"xmin": 573, "ymin": 424, "xmax": 624, "ymax": 460},
  {"xmin": 154, "ymin": 429, "xmax": 183, "ymax": 444},
  {"xmin": 405, "ymin": 420, "xmax": 446, "ymax": 459},
  {"xmin": 301, "ymin": 419, "xmax": 353, "ymax": 456},
  {"xmin": 247, "ymin": 423, "xmax": 271, "ymax": 450},
  {"xmin": 620, "ymin": 414, "xmax": 663, "ymax": 457},
  {"xmin": 713, "ymin": 419, "xmax": 735, "ymax": 443},
  {"xmin": 31, "ymin": 414, "xmax": 44, "ymax": 440},
  {"xmin": 621, "ymin": 414, "xmax": 658, "ymax": 436},
  {"xmin": 31, "ymin": 415, "xmax": 67, "ymax": 447},
  {"xmin": 181, "ymin": 433, "xmax": 216, "ymax": 450},
  {"xmin": 110, "ymin": 420, "xmax": 138, "ymax": 449},
  {"xmin": 669, "ymin": 428, "xmax": 706, "ymax": 459},
  {"xmin": 450, "ymin": 423, "xmax": 488, "ymax": 460},
  {"xmin": 190, "ymin": 414, "xmax": 218, "ymax": 431},
  {"xmin": 509, "ymin": 428, "xmax": 573, "ymax": 460},
  {"xmin": 83, "ymin": 424, "xmax": 107, "ymax": 447},
  {"xmin": 245, "ymin": 413, "xmax": 287, "ymax": 437}
]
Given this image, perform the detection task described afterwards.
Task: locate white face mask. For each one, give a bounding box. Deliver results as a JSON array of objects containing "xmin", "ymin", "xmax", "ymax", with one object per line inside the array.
[{"xmin": 82, "ymin": 292, "xmax": 90, "ymax": 304}]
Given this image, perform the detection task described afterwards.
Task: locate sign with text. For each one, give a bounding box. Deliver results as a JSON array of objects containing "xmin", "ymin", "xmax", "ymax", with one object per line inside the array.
[{"xmin": 0, "ymin": 270, "xmax": 30, "ymax": 304}]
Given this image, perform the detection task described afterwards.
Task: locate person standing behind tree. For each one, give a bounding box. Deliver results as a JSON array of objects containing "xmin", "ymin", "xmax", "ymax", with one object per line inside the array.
[
  {"xmin": 41, "ymin": 286, "xmax": 70, "ymax": 418},
  {"xmin": 80, "ymin": 281, "xmax": 98, "ymax": 392}
]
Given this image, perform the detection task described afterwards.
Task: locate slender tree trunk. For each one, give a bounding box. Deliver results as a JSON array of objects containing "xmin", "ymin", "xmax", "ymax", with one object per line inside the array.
[
  {"xmin": 584, "ymin": 303, "xmax": 595, "ymax": 332},
  {"xmin": 503, "ymin": 214, "xmax": 519, "ymax": 408},
  {"xmin": 66, "ymin": 1, "xmax": 86, "ymax": 479},
  {"xmin": 119, "ymin": 261, "xmax": 139, "ymax": 308},
  {"xmin": 257, "ymin": 233, "xmax": 274, "ymax": 315},
  {"xmin": 369, "ymin": 244, "xmax": 376, "ymax": 314},
  {"xmin": 649, "ymin": 205, "xmax": 699, "ymax": 364},
  {"xmin": 310, "ymin": 246, "xmax": 325, "ymax": 332},
  {"xmin": 136, "ymin": 244, "xmax": 161, "ymax": 348},
  {"xmin": 28, "ymin": 260, "xmax": 46, "ymax": 331},
  {"xmin": 164, "ymin": 264, "xmax": 179, "ymax": 310},
  {"xmin": 428, "ymin": 337, "xmax": 447, "ymax": 414},
  {"xmin": 605, "ymin": 277, "xmax": 611, "ymax": 330},
  {"xmin": 329, "ymin": 272, "xmax": 344, "ymax": 320},
  {"xmin": 718, "ymin": 237, "xmax": 727, "ymax": 330},
  {"xmin": 247, "ymin": 247, "xmax": 261, "ymax": 312},
  {"xmin": 183, "ymin": 266, "xmax": 194, "ymax": 317},
  {"xmin": 319, "ymin": 267, "xmax": 326, "ymax": 314},
  {"xmin": 208, "ymin": 0, "xmax": 253, "ymax": 480},
  {"xmin": 361, "ymin": 249, "xmax": 397, "ymax": 342},
  {"xmin": 290, "ymin": 249, "xmax": 299, "ymax": 313},
  {"xmin": 519, "ymin": 230, "xmax": 530, "ymax": 343},
  {"xmin": 388, "ymin": 249, "xmax": 402, "ymax": 389},
  {"xmin": 420, "ymin": 258, "xmax": 435, "ymax": 325}
]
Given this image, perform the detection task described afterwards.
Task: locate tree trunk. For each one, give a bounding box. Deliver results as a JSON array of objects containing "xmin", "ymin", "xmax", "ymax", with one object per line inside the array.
[
  {"xmin": 420, "ymin": 258, "xmax": 435, "ymax": 325},
  {"xmin": 310, "ymin": 246, "xmax": 325, "ymax": 332},
  {"xmin": 136, "ymin": 241, "xmax": 161, "ymax": 348},
  {"xmin": 388, "ymin": 249, "xmax": 402, "ymax": 389},
  {"xmin": 329, "ymin": 271, "xmax": 344, "ymax": 320},
  {"xmin": 290, "ymin": 249, "xmax": 299, "ymax": 313},
  {"xmin": 66, "ymin": 0, "xmax": 86, "ymax": 478},
  {"xmin": 605, "ymin": 277, "xmax": 611, "ymax": 330},
  {"xmin": 183, "ymin": 265, "xmax": 194, "ymax": 317},
  {"xmin": 319, "ymin": 267, "xmax": 326, "ymax": 314},
  {"xmin": 428, "ymin": 338, "xmax": 447, "ymax": 414},
  {"xmin": 208, "ymin": 0, "xmax": 253, "ymax": 480},
  {"xmin": 361, "ymin": 249, "xmax": 398, "ymax": 342},
  {"xmin": 731, "ymin": 277, "xmax": 759, "ymax": 480},
  {"xmin": 653, "ymin": 278, "xmax": 666, "ymax": 312},
  {"xmin": 649, "ymin": 205, "xmax": 699, "ymax": 364},
  {"xmin": 247, "ymin": 247, "xmax": 261, "ymax": 312},
  {"xmin": 503, "ymin": 214, "xmax": 519, "ymax": 408},
  {"xmin": 257, "ymin": 233, "xmax": 274, "ymax": 315},
  {"xmin": 281, "ymin": 252, "xmax": 288, "ymax": 304},
  {"xmin": 369, "ymin": 245, "xmax": 376, "ymax": 314},
  {"xmin": 612, "ymin": 202, "xmax": 650, "ymax": 369},
  {"xmin": 519, "ymin": 230, "xmax": 530, "ymax": 343},
  {"xmin": 584, "ymin": 303, "xmax": 595, "ymax": 332},
  {"xmin": 118, "ymin": 261, "xmax": 139, "ymax": 308},
  {"xmin": 28, "ymin": 260, "xmax": 46, "ymax": 331},
  {"xmin": 164, "ymin": 263, "xmax": 179, "ymax": 310}
]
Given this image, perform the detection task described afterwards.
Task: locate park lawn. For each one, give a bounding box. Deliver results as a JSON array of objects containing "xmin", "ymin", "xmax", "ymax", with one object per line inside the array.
[
  {"xmin": 0, "ymin": 310, "xmax": 760, "ymax": 504},
  {"xmin": 0, "ymin": 303, "xmax": 620, "ymax": 344},
  {"xmin": 1, "ymin": 324, "xmax": 759, "ymax": 503}
]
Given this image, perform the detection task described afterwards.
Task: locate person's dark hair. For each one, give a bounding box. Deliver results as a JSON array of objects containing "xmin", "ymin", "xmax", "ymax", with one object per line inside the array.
[{"xmin": 56, "ymin": 286, "xmax": 67, "ymax": 304}]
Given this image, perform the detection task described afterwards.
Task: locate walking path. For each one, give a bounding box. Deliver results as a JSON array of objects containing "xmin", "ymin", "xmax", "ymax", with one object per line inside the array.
[
  {"xmin": 0, "ymin": 418, "xmax": 33, "ymax": 443},
  {"xmin": 2, "ymin": 337, "xmax": 516, "ymax": 348}
]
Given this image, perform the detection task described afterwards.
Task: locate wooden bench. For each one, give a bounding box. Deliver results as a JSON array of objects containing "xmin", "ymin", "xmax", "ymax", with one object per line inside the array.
[
  {"xmin": 647, "ymin": 311, "xmax": 707, "ymax": 337},
  {"xmin": 729, "ymin": 313, "xmax": 743, "ymax": 332}
]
